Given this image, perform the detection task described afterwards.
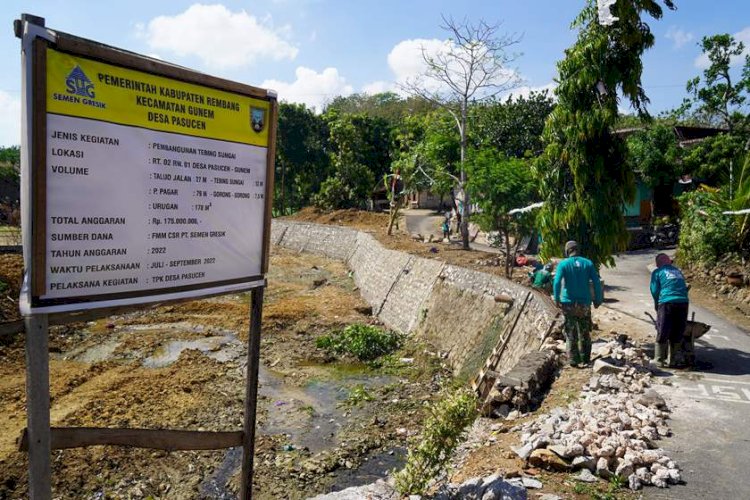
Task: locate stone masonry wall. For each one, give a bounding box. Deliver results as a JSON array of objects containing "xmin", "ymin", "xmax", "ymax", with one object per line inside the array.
[{"xmin": 272, "ymin": 220, "xmax": 559, "ymax": 377}]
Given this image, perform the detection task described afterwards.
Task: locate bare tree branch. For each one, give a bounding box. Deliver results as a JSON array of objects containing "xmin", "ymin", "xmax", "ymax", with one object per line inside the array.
[{"xmin": 397, "ymin": 15, "xmax": 523, "ymax": 249}]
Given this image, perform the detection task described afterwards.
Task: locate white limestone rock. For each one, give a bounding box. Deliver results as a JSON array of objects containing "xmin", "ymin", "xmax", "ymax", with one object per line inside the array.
[{"xmin": 628, "ymin": 474, "xmax": 642, "ymax": 491}]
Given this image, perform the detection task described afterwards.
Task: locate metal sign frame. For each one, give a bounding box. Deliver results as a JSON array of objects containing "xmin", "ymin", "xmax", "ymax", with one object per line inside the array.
[{"xmin": 16, "ymin": 14, "xmax": 275, "ymax": 499}]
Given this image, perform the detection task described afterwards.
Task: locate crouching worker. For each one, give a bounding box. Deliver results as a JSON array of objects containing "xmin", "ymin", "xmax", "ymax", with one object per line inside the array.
[
  {"xmin": 530, "ymin": 263, "xmax": 554, "ymax": 294},
  {"xmin": 553, "ymin": 241, "xmax": 603, "ymax": 368},
  {"xmin": 650, "ymin": 253, "xmax": 689, "ymax": 368}
]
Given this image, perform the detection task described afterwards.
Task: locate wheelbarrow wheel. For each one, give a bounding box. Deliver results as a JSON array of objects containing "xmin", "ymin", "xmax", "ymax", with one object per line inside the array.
[{"xmin": 681, "ymin": 334, "xmax": 696, "ymax": 369}]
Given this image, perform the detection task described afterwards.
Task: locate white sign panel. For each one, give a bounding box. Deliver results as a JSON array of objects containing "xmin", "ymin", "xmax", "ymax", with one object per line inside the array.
[{"xmin": 24, "ymin": 45, "xmax": 275, "ymax": 312}]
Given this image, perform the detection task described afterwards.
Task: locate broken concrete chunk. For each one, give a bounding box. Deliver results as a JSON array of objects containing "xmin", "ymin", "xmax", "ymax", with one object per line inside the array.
[
  {"xmin": 512, "ymin": 443, "xmax": 534, "ymax": 460},
  {"xmin": 528, "ymin": 449, "xmax": 571, "ymax": 472},
  {"xmin": 615, "ymin": 459, "xmax": 634, "ymax": 478},
  {"xmin": 564, "ymin": 443, "xmax": 585, "ymax": 458},
  {"xmin": 595, "ymin": 457, "xmax": 612, "ymax": 479},
  {"xmin": 628, "ymin": 473, "xmax": 642, "ymax": 491},
  {"xmin": 667, "ymin": 468, "xmax": 681, "ymax": 484},
  {"xmin": 575, "ymin": 469, "xmax": 599, "ymax": 483},
  {"xmin": 572, "ymin": 455, "xmax": 596, "ymax": 471},
  {"xmin": 636, "ymin": 389, "xmax": 667, "ymax": 409},
  {"xmin": 593, "ymin": 358, "xmax": 626, "ymax": 374},
  {"xmin": 521, "ymin": 477, "xmax": 542, "ymax": 489},
  {"xmin": 547, "ymin": 444, "xmax": 568, "ymax": 458}
]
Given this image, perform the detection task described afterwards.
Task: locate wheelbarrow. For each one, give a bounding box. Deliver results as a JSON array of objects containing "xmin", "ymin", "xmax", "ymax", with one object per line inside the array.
[{"xmin": 644, "ymin": 310, "xmax": 711, "ymax": 367}]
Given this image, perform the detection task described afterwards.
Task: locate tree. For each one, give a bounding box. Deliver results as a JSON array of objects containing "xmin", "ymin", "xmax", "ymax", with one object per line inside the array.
[
  {"xmin": 0, "ymin": 146, "xmax": 20, "ymax": 166},
  {"xmin": 314, "ymin": 112, "xmax": 388, "ymax": 210},
  {"xmin": 682, "ymin": 132, "xmax": 746, "ymax": 185},
  {"xmin": 386, "ymin": 116, "xmax": 427, "ymax": 235},
  {"xmin": 469, "ymin": 150, "xmax": 537, "ymax": 277},
  {"xmin": 325, "ymin": 92, "xmax": 437, "ymax": 124},
  {"xmin": 418, "ymin": 112, "xmax": 461, "ymax": 207},
  {"xmin": 627, "ymin": 124, "xmax": 682, "ymax": 189},
  {"xmin": 471, "ymin": 91, "xmax": 555, "ymax": 158},
  {"xmin": 627, "ymin": 123, "xmax": 684, "ymax": 216},
  {"xmin": 401, "ymin": 16, "xmax": 521, "ymax": 249},
  {"xmin": 535, "ymin": 0, "xmax": 675, "ymax": 268},
  {"xmin": 324, "ymin": 112, "xmax": 394, "ymax": 183},
  {"xmin": 682, "ymin": 34, "xmax": 750, "ymax": 132},
  {"xmin": 275, "ymin": 103, "xmax": 330, "ymax": 214}
]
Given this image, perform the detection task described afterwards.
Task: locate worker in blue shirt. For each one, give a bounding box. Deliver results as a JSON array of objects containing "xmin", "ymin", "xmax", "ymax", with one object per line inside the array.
[
  {"xmin": 553, "ymin": 241, "xmax": 603, "ymax": 368},
  {"xmin": 650, "ymin": 253, "xmax": 689, "ymax": 368}
]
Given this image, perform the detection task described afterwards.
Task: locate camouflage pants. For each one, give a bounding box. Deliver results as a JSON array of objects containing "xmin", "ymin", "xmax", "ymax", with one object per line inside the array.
[{"xmin": 562, "ymin": 303, "xmax": 593, "ymax": 365}]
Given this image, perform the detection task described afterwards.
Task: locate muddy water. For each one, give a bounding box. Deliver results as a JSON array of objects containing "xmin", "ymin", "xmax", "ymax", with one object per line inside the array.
[{"xmin": 65, "ymin": 325, "xmax": 399, "ymax": 497}]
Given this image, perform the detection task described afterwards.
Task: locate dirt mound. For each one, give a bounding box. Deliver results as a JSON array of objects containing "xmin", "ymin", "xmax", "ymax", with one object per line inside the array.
[
  {"xmin": 0, "ymin": 248, "xmax": 447, "ymax": 499},
  {"xmin": 283, "ymin": 208, "xmax": 538, "ymax": 285},
  {"xmin": 0, "ymin": 253, "xmax": 22, "ymax": 323},
  {"xmin": 287, "ymin": 207, "xmax": 389, "ymax": 231}
]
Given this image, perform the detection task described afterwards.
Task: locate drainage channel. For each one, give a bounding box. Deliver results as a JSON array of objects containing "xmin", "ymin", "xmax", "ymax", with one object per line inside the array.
[{"xmin": 62, "ymin": 323, "xmax": 400, "ymax": 497}]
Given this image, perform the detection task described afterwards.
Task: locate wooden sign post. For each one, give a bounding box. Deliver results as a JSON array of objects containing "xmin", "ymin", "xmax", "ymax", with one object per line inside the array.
[{"xmin": 16, "ymin": 13, "xmax": 276, "ymax": 499}]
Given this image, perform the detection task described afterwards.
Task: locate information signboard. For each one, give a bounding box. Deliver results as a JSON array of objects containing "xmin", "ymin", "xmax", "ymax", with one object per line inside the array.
[
  {"xmin": 17, "ymin": 17, "xmax": 276, "ymax": 500},
  {"xmin": 22, "ymin": 37, "xmax": 276, "ymax": 313}
]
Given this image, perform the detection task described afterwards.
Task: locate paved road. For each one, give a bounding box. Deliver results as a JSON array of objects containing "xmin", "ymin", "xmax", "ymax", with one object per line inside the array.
[
  {"xmin": 403, "ymin": 208, "xmax": 444, "ymax": 238},
  {"xmin": 600, "ymin": 251, "xmax": 750, "ymax": 500},
  {"xmin": 402, "ymin": 208, "xmax": 501, "ymax": 253},
  {"xmin": 403, "ymin": 208, "xmax": 750, "ymax": 496}
]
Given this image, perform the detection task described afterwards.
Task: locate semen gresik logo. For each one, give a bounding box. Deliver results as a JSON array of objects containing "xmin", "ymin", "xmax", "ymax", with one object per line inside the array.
[
  {"xmin": 65, "ymin": 65, "xmax": 95, "ymax": 98},
  {"xmin": 54, "ymin": 64, "xmax": 106, "ymax": 109}
]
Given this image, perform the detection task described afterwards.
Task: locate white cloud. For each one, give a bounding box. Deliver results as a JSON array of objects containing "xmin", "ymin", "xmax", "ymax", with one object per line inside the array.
[
  {"xmin": 361, "ymin": 81, "xmax": 395, "ymax": 95},
  {"xmin": 665, "ymin": 26, "xmax": 694, "ymax": 49},
  {"xmin": 694, "ymin": 26, "xmax": 750, "ymax": 69},
  {"xmin": 387, "ymin": 38, "xmax": 447, "ymax": 83},
  {"xmin": 385, "ymin": 38, "xmax": 521, "ymax": 97},
  {"xmin": 0, "ymin": 91, "xmax": 21, "ymax": 147},
  {"xmin": 262, "ymin": 67, "xmax": 353, "ymax": 112},
  {"xmin": 137, "ymin": 4, "xmax": 298, "ymax": 69}
]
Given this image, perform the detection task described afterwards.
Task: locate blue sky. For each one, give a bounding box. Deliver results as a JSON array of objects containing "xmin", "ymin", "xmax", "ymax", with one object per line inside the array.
[{"xmin": 1, "ymin": 0, "xmax": 749, "ymax": 146}]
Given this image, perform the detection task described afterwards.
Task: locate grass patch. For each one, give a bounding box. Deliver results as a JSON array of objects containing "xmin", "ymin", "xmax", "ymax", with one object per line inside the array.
[
  {"xmin": 571, "ymin": 476, "xmax": 627, "ymax": 500},
  {"xmin": 394, "ymin": 388, "xmax": 478, "ymax": 496},
  {"xmin": 341, "ymin": 384, "xmax": 374, "ymax": 407},
  {"xmin": 316, "ymin": 324, "xmax": 403, "ymax": 361}
]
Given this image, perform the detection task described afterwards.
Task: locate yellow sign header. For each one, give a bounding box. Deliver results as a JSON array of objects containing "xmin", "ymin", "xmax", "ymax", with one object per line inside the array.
[{"xmin": 46, "ymin": 47, "xmax": 270, "ymax": 147}]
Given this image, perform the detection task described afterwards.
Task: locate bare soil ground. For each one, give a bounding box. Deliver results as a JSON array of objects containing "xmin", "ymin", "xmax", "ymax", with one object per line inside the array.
[
  {"xmin": 0, "ymin": 254, "xmax": 23, "ymax": 323},
  {"xmin": 451, "ymin": 329, "xmax": 641, "ymax": 500},
  {"xmin": 0, "ymin": 248, "xmax": 449, "ymax": 499},
  {"xmin": 286, "ymin": 209, "xmax": 650, "ymax": 498},
  {"xmin": 285, "ymin": 208, "xmax": 533, "ymax": 284}
]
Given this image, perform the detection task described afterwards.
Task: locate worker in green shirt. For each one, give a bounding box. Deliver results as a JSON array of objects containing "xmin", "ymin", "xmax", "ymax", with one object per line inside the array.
[
  {"xmin": 553, "ymin": 241, "xmax": 603, "ymax": 368},
  {"xmin": 530, "ymin": 263, "xmax": 554, "ymax": 293},
  {"xmin": 650, "ymin": 253, "xmax": 689, "ymax": 368}
]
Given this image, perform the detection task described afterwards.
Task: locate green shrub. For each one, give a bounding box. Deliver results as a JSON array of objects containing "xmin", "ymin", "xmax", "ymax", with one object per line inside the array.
[
  {"xmin": 315, "ymin": 324, "xmax": 403, "ymax": 361},
  {"xmin": 341, "ymin": 384, "xmax": 374, "ymax": 407},
  {"xmin": 676, "ymin": 189, "xmax": 737, "ymax": 266},
  {"xmin": 313, "ymin": 176, "xmax": 351, "ymax": 210},
  {"xmin": 394, "ymin": 388, "xmax": 478, "ymax": 496}
]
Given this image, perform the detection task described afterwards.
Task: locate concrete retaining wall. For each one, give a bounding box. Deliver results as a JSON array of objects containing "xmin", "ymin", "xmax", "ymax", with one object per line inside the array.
[{"xmin": 272, "ymin": 220, "xmax": 559, "ymax": 378}]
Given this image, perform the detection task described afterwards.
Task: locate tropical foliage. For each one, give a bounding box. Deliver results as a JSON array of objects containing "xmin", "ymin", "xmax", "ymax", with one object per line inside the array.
[
  {"xmin": 469, "ymin": 151, "xmax": 537, "ymax": 277},
  {"xmin": 535, "ymin": 0, "xmax": 675, "ymax": 268},
  {"xmin": 394, "ymin": 388, "xmax": 477, "ymax": 495}
]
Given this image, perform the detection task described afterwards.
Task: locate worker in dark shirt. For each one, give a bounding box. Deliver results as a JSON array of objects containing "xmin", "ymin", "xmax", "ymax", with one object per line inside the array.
[{"xmin": 650, "ymin": 253, "xmax": 689, "ymax": 368}]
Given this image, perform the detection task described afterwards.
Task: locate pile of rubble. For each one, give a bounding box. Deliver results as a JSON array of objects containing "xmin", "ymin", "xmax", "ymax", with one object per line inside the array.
[
  {"xmin": 482, "ymin": 350, "xmax": 559, "ymax": 416},
  {"xmin": 433, "ymin": 474, "xmax": 527, "ymax": 500},
  {"xmin": 308, "ymin": 475, "xmax": 528, "ymax": 500},
  {"xmin": 511, "ymin": 339, "xmax": 681, "ymax": 491}
]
